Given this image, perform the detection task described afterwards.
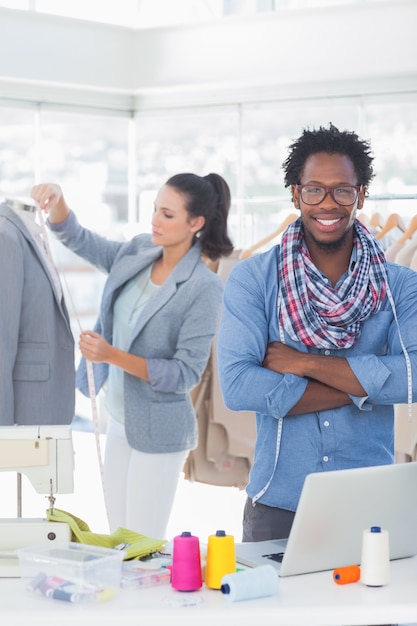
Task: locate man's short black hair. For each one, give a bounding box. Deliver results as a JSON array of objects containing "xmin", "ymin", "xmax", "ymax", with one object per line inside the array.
[{"xmin": 282, "ymin": 123, "xmax": 375, "ymax": 188}]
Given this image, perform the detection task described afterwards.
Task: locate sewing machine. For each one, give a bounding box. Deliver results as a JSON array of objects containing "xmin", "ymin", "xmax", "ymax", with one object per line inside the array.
[{"xmin": 0, "ymin": 425, "xmax": 74, "ymax": 576}]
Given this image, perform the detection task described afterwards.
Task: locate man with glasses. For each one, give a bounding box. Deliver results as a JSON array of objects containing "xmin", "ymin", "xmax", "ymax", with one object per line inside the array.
[{"xmin": 217, "ymin": 123, "xmax": 417, "ymax": 541}]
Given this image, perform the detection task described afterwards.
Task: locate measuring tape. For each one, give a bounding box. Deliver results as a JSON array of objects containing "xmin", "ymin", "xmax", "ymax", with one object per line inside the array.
[
  {"xmin": 35, "ymin": 203, "xmax": 106, "ymax": 495},
  {"xmin": 386, "ymin": 284, "xmax": 413, "ymax": 421}
]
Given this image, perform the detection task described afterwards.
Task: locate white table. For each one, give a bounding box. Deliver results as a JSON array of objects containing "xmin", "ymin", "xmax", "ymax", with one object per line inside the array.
[{"xmin": 1, "ymin": 556, "xmax": 417, "ymax": 625}]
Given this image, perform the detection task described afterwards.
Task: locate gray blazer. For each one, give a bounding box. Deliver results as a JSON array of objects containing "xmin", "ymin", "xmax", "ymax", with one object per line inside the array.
[
  {"xmin": 0, "ymin": 203, "xmax": 75, "ymax": 425},
  {"xmin": 50, "ymin": 212, "xmax": 223, "ymax": 453}
]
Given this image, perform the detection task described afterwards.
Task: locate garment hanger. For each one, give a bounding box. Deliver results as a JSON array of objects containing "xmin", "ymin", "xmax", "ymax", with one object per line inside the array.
[
  {"xmin": 374, "ymin": 212, "xmax": 406, "ymax": 240},
  {"xmin": 6, "ymin": 197, "xmax": 37, "ymax": 219},
  {"xmin": 356, "ymin": 213, "xmax": 370, "ymax": 228},
  {"xmin": 239, "ymin": 213, "xmax": 298, "ymax": 260},
  {"xmin": 394, "ymin": 214, "xmax": 417, "ymax": 246},
  {"xmin": 369, "ymin": 211, "xmax": 384, "ymax": 230}
]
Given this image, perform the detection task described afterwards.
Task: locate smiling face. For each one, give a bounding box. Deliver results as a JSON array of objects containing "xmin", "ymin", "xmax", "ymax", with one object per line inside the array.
[
  {"xmin": 292, "ymin": 152, "xmax": 366, "ymax": 254},
  {"xmin": 151, "ymin": 184, "xmax": 205, "ymax": 253}
]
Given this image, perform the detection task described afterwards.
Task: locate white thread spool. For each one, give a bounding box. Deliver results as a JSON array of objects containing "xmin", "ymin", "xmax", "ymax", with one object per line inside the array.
[
  {"xmin": 220, "ymin": 564, "xmax": 279, "ymax": 602},
  {"xmin": 360, "ymin": 526, "xmax": 390, "ymax": 587}
]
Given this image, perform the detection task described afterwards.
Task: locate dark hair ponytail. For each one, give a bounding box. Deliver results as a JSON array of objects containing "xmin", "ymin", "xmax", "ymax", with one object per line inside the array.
[{"xmin": 165, "ymin": 172, "xmax": 234, "ymax": 261}]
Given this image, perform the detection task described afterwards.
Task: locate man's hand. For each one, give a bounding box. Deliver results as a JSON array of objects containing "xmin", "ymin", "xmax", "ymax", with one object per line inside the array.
[
  {"xmin": 262, "ymin": 341, "xmax": 306, "ymax": 376},
  {"xmin": 263, "ymin": 341, "xmax": 366, "ymax": 397},
  {"xmin": 262, "ymin": 342, "xmax": 355, "ymax": 414}
]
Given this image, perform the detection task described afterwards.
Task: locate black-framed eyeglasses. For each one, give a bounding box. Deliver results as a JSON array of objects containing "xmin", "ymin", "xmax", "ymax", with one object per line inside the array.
[{"xmin": 296, "ymin": 184, "xmax": 362, "ymax": 206}]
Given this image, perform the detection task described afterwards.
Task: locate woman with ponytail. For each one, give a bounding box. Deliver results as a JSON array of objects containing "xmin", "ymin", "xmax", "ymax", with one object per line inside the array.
[{"xmin": 31, "ymin": 173, "xmax": 233, "ymax": 540}]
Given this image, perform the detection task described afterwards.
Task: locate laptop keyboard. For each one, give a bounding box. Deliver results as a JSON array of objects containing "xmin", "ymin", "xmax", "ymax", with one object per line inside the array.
[{"xmin": 262, "ymin": 552, "xmax": 285, "ymax": 563}]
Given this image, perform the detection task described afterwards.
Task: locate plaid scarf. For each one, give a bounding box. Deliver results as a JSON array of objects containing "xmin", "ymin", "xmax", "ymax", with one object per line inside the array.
[{"xmin": 278, "ymin": 218, "xmax": 388, "ymax": 349}]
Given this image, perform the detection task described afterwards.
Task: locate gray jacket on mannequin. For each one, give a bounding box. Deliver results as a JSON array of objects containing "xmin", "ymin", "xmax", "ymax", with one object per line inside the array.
[
  {"xmin": 50, "ymin": 211, "xmax": 223, "ymax": 454},
  {"xmin": 0, "ymin": 202, "xmax": 75, "ymax": 425}
]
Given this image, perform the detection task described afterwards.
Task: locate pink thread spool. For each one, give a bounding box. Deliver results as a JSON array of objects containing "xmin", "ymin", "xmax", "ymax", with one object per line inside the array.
[{"xmin": 170, "ymin": 532, "xmax": 202, "ymax": 592}]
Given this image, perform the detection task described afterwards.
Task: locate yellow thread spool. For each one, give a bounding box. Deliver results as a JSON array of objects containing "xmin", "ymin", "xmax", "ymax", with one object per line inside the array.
[{"xmin": 205, "ymin": 530, "xmax": 236, "ymax": 589}]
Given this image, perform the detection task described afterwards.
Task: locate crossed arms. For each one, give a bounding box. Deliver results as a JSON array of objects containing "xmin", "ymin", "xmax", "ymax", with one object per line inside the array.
[{"xmin": 262, "ymin": 342, "xmax": 365, "ymax": 415}]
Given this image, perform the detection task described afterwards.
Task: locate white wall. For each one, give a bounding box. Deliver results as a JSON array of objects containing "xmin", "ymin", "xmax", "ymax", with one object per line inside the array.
[
  {"xmin": 0, "ymin": 8, "xmax": 135, "ymax": 111},
  {"xmin": 0, "ymin": 1, "xmax": 416, "ymax": 111},
  {"xmin": 132, "ymin": 0, "xmax": 417, "ymax": 108}
]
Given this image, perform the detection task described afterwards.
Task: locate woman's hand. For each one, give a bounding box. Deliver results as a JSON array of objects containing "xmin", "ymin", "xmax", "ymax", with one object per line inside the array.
[
  {"xmin": 79, "ymin": 331, "xmax": 114, "ymax": 364},
  {"xmin": 31, "ymin": 183, "xmax": 71, "ymax": 224}
]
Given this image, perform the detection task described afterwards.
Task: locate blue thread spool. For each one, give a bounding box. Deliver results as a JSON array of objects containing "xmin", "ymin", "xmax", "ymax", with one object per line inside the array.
[{"xmin": 221, "ymin": 564, "xmax": 279, "ymax": 602}]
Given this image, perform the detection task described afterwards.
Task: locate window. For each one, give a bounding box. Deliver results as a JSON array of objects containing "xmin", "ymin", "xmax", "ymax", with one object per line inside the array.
[
  {"xmin": 239, "ymin": 99, "xmax": 361, "ymax": 249},
  {"xmin": 135, "ymin": 106, "xmax": 240, "ymax": 242},
  {"xmin": 33, "ymin": 108, "xmax": 130, "ymax": 339},
  {"xmin": 362, "ymin": 98, "xmax": 417, "ymax": 220},
  {"xmin": 38, "ymin": 109, "xmax": 129, "ymax": 224},
  {"xmin": 0, "ymin": 0, "xmax": 392, "ymax": 28},
  {"xmin": 0, "ymin": 105, "xmax": 36, "ymax": 199}
]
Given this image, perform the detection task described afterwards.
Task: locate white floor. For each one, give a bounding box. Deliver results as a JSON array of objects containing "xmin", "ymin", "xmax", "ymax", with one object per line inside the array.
[{"xmin": 0, "ymin": 429, "xmax": 247, "ymax": 543}]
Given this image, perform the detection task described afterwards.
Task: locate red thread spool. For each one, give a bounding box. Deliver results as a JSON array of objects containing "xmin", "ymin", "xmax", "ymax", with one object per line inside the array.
[{"xmin": 333, "ymin": 565, "xmax": 361, "ymax": 585}]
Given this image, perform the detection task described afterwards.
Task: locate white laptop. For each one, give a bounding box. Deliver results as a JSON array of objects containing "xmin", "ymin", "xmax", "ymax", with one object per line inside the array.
[{"xmin": 235, "ymin": 462, "xmax": 417, "ymax": 577}]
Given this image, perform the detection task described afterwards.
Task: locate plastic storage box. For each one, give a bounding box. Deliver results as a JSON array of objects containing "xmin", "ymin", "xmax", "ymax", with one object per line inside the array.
[
  {"xmin": 17, "ymin": 542, "xmax": 125, "ymax": 603},
  {"xmin": 121, "ymin": 561, "xmax": 171, "ymax": 589}
]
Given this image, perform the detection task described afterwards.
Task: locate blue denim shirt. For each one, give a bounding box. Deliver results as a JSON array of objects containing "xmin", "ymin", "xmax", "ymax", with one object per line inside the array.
[{"xmin": 217, "ymin": 243, "xmax": 417, "ymax": 511}]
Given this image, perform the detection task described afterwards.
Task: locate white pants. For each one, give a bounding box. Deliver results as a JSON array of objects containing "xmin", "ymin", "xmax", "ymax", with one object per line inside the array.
[{"xmin": 103, "ymin": 417, "xmax": 189, "ymax": 539}]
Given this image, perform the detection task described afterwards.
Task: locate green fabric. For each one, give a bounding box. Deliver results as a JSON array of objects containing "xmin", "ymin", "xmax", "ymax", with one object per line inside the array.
[{"xmin": 46, "ymin": 508, "xmax": 166, "ymax": 560}]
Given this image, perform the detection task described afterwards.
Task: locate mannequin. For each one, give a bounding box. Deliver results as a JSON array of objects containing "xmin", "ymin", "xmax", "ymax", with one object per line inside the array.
[{"xmin": 0, "ymin": 198, "xmax": 75, "ymax": 425}]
